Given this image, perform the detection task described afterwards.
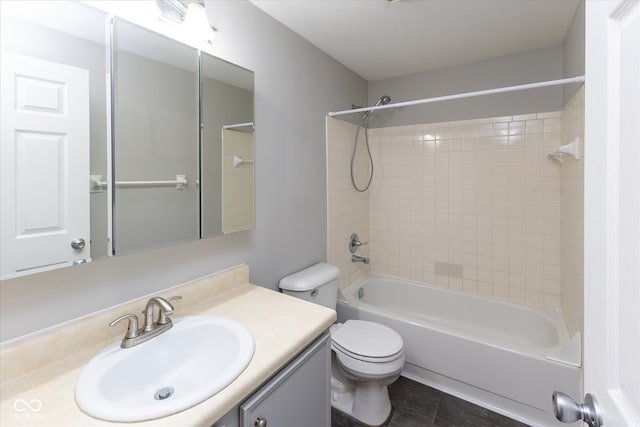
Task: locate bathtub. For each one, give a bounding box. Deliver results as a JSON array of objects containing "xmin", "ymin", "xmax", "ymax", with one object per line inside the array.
[{"xmin": 336, "ymin": 274, "xmax": 582, "ymax": 427}]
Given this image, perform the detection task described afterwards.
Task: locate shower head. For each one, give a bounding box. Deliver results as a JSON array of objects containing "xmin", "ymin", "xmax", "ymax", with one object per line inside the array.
[
  {"xmin": 363, "ymin": 95, "xmax": 391, "ymax": 119},
  {"xmin": 375, "ymin": 95, "xmax": 391, "ymax": 106}
]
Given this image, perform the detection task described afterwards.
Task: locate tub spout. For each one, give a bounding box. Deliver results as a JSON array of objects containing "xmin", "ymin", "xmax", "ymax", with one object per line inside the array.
[{"xmin": 352, "ymin": 254, "xmax": 369, "ymax": 264}]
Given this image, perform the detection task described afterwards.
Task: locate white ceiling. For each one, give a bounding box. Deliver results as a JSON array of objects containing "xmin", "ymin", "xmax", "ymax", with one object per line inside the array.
[{"xmin": 248, "ymin": 0, "xmax": 580, "ymax": 82}]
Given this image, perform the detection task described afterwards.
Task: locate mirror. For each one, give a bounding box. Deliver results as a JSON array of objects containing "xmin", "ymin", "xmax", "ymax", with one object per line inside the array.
[
  {"xmin": 200, "ymin": 52, "xmax": 255, "ymax": 237},
  {"xmin": 0, "ymin": 2, "xmax": 255, "ymax": 280},
  {"xmin": 112, "ymin": 18, "xmax": 200, "ymax": 255},
  {"xmin": 0, "ymin": 1, "xmax": 109, "ymax": 278}
]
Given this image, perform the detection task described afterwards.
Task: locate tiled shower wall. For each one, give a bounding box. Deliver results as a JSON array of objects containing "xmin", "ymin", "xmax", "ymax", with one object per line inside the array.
[
  {"xmin": 221, "ymin": 129, "xmax": 255, "ymax": 233},
  {"xmin": 560, "ymin": 86, "xmax": 585, "ymax": 335},
  {"xmin": 327, "ymin": 89, "xmax": 584, "ymax": 315},
  {"xmin": 327, "ymin": 118, "xmax": 370, "ymax": 289},
  {"xmin": 366, "ymin": 113, "xmax": 564, "ymax": 309}
]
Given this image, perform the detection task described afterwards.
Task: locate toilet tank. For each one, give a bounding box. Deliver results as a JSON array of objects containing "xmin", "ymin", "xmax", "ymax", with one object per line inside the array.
[{"xmin": 279, "ymin": 263, "xmax": 340, "ymax": 310}]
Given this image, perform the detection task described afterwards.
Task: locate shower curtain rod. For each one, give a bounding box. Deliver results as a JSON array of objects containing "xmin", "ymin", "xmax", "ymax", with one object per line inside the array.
[{"xmin": 328, "ymin": 75, "xmax": 585, "ymax": 117}]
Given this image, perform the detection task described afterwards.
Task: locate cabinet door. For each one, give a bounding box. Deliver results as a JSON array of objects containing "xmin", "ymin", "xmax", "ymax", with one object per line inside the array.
[{"xmin": 240, "ymin": 332, "xmax": 330, "ymax": 427}]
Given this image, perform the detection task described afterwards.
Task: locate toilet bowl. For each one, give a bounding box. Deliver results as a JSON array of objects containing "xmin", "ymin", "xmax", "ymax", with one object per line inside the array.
[
  {"xmin": 279, "ymin": 263, "xmax": 405, "ymax": 426},
  {"xmin": 330, "ymin": 320, "xmax": 405, "ymax": 426}
]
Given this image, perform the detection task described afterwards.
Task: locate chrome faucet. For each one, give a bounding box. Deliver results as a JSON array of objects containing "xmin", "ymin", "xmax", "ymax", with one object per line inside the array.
[
  {"xmin": 349, "ymin": 233, "xmax": 370, "ymax": 264},
  {"xmin": 143, "ymin": 297, "xmax": 175, "ymax": 331},
  {"xmin": 110, "ymin": 296, "xmax": 182, "ymax": 348},
  {"xmin": 352, "ymin": 254, "xmax": 370, "ymax": 264},
  {"xmin": 349, "ymin": 233, "xmax": 368, "ymax": 254}
]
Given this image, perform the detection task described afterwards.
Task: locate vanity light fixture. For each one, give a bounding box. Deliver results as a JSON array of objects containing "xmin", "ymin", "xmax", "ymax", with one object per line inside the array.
[{"xmin": 181, "ymin": 2, "xmax": 216, "ymax": 43}]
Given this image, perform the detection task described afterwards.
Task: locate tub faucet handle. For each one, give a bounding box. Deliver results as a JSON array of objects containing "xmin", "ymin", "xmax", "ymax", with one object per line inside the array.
[{"xmin": 349, "ymin": 233, "xmax": 368, "ymax": 253}]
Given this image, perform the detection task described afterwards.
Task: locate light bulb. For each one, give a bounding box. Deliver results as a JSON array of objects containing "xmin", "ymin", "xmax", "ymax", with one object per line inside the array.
[{"xmin": 181, "ymin": 3, "xmax": 215, "ymax": 43}]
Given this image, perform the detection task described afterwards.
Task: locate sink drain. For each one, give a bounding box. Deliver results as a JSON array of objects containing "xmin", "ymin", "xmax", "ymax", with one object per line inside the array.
[{"xmin": 154, "ymin": 387, "xmax": 174, "ymax": 401}]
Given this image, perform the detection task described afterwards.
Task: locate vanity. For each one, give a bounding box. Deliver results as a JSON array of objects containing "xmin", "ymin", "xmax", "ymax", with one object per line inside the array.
[{"xmin": 0, "ymin": 265, "xmax": 336, "ymax": 426}]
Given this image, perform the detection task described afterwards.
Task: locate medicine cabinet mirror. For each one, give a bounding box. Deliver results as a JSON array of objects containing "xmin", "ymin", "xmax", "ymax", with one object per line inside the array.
[
  {"xmin": 112, "ymin": 18, "xmax": 200, "ymax": 255},
  {"xmin": 201, "ymin": 52, "xmax": 255, "ymax": 237},
  {"xmin": 0, "ymin": 1, "xmax": 255, "ymax": 280}
]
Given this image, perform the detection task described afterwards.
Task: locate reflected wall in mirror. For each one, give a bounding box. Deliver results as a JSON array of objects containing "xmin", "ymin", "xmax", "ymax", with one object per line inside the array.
[
  {"xmin": 0, "ymin": 1, "xmax": 108, "ymax": 279},
  {"xmin": 112, "ymin": 18, "xmax": 199, "ymax": 255},
  {"xmin": 200, "ymin": 53, "xmax": 254, "ymax": 237}
]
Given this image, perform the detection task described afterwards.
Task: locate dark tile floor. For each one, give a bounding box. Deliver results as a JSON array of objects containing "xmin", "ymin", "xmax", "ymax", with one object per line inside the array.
[{"xmin": 331, "ymin": 377, "xmax": 531, "ymax": 427}]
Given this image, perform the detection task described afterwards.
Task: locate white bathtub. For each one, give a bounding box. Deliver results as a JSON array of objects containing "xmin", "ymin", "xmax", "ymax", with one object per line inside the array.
[{"xmin": 336, "ymin": 274, "xmax": 582, "ymax": 427}]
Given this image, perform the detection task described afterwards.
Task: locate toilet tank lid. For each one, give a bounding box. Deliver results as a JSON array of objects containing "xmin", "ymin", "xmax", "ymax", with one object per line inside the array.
[{"xmin": 279, "ymin": 263, "xmax": 340, "ymax": 291}]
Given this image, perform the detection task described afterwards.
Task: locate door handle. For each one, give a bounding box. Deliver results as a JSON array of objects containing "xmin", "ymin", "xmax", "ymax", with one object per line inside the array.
[
  {"xmin": 71, "ymin": 238, "xmax": 86, "ymax": 249},
  {"xmin": 552, "ymin": 391, "xmax": 603, "ymax": 427}
]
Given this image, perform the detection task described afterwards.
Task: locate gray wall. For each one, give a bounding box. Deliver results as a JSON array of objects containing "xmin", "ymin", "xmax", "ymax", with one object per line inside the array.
[
  {"xmin": 0, "ymin": 1, "xmax": 367, "ymax": 341},
  {"xmin": 367, "ymin": 46, "xmax": 564, "ymax": 128},
  {"xmin": 562, "ymin": 0, "xmax": 585, "ymax": 104}
]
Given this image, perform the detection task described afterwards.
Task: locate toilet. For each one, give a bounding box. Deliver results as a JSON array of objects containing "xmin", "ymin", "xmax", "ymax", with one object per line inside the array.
[{"xmin": 279, "ymin": 263, "xmax": 405, "ymax": 426}]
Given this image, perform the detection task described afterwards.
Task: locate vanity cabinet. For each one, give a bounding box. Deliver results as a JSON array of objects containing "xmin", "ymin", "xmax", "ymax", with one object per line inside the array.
[
  {"xmin": 241, "ymin": 332, "xmax": 331, "ymax": 427},
  {"xmin": 212, "ymin": 331, "xmax": 331, "ymax": 427}
]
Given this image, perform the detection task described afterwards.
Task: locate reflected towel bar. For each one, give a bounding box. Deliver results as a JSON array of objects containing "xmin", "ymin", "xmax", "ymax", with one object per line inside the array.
[
  {"xmin": 90, "ymin": 174, "xmax": 188, "ymax": 192},
  {"xmin": 223, "ymin": 122, "xmax": 254, "ymax": 130}
]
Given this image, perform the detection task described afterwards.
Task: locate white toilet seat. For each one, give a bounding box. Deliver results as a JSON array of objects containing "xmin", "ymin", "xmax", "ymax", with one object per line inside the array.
[
  {"xmin": 332, "ymin": 341, "xmax": 403, "ymax": 363},
  {"xmin": 334, "ymin": 347, "xmax": 405, "ymax": 380},
  {"xmin": 330, "ymin": 320, "xmax": 405, "ymax": 379},
  {"xmin": 331, "ymin": 320, "xmax": 404, "ymax": 360}
]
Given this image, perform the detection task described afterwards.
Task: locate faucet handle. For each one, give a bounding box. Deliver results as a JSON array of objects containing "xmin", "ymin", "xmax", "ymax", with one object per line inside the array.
[
  {"xmin": 109, "ymin": 314, "xmax": 140, "ymax": 339},
  {"xmin": 157, "ymin": 296, "xmax": 182, "ymax": 325},
  {"xmin": 349, "ymin": 233, "xmax": 368, "ymax": 254}
]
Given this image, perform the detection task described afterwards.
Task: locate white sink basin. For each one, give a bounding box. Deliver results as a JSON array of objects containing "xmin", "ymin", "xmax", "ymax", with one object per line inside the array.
[{"xmin": 75, "ymin": 315, "xmax": 254, "ymax": 422}]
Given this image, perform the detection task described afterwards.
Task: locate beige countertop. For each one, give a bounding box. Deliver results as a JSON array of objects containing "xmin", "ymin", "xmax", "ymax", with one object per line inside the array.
[{"xmin": 0, "ymin": 265, "xmax": 336, "ymax": 426}]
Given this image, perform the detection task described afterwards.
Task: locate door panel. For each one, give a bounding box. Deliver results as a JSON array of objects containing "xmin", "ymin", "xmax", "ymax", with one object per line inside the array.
[
  {"xmin": 584, "ymin": 1, "xmax": 640, "ymax": 425},
  {"xmin": 1, "ymin": 52, "xmax": 90, "ymax": 279}
]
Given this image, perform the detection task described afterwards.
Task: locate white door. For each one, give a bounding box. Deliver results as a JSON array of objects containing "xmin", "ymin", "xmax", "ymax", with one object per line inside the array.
[
  {"xmin": 1, "ymin": 52, "xmax": 90, "ymax": 279},
  {"xmin": 582, "ymin": 1, "xmax": 640, "ymax": 426}
]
